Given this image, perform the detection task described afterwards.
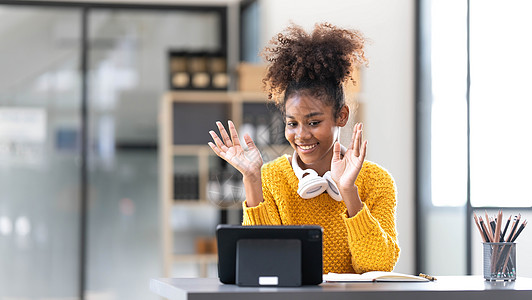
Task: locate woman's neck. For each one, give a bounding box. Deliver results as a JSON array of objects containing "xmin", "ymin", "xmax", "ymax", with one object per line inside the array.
[{"xmin": 298, "ymin": 147, "xmax": 334, "ymax": 176}]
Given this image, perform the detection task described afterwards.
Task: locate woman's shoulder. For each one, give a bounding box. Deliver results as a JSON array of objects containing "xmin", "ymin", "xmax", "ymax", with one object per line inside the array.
[
  {"xmin": 360, "ymin": 160, "xmax": 395, "ymax": 184},
  {"xmin": 261, "ymin": 155, "xmax": 291, "ymax": 175},
  {"xmin": 260, "ymin": 155, "xmax": 295, "ymax": 189},
  {"xmin": 358, "ymin": 161, "xmax": 397, "ymax": 205}
]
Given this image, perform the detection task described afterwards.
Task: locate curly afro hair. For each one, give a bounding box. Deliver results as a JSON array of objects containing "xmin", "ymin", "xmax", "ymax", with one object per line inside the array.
[{"xmin": 261, "ymin": 22, "xmax": 367, "ymax": 116}]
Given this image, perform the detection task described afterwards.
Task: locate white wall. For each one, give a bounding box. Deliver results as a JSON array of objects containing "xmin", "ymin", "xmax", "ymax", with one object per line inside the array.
[{"xmin": 259, "ymin": 0, "xmax": 415, "ymax": 273}]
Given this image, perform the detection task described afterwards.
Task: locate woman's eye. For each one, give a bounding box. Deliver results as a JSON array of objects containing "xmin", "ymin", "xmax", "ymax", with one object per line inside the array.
[
  {"xmin": 309, "ymin": 121, "xmax": 320, "ymax": 126},
  {"xmin": 286, "ymin": 122, "xmax": 297, "ymax": 127}
]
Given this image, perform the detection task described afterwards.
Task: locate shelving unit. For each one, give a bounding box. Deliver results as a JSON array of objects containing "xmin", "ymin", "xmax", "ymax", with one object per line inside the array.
[{"xmin": 159, "ymin": 91, "xmax": 292, "ymax": 277}]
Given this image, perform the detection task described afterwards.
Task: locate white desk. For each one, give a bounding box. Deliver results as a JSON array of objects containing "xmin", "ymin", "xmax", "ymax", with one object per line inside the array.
[{"xmin": 150, "ymin": 276, "xmax": 532, "ymax": 300}]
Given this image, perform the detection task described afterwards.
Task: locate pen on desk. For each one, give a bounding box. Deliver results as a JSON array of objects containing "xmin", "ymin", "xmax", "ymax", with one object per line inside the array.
[{"xmin": 418, "ymin": 273, "xmax": 437, "ymax": 281}]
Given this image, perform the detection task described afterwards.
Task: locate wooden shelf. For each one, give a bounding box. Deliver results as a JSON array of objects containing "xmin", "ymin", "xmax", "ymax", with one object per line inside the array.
[
  {"xmin": 171, "ymin": 145, "xmax": 211, "ymax": 155},
  {"xmin": 163, "ymin": 90, "xmax": 268, "ymax": 103},
  {"xmin": 173, "ymin": 254, "xmax": 217, "ymax": 264},
  {"xmin": 173, "ymin": 254, "xmax": 218, "ymax": 278},
  {"xmin": 172, "ymin": 201, "xmax": 242, "ymax": 208},
  {"xmin": 160, "ymin": 90, "xmax": 279, "ymax": 278},
  {"xmin": 172, "ymin": 200, "xmax": 206, "ymax": 205}
]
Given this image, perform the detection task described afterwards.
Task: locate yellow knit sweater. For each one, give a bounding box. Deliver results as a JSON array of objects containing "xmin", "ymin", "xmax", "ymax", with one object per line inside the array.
[{"xmin": 242, "ymin": 155, "xmax": 400, "ymax": 274}]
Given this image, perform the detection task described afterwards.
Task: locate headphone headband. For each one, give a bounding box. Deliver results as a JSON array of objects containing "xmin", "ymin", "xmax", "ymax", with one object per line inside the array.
[{"xmin": 291, "ymin": 145, "xmax": 346, "ymax": 201}]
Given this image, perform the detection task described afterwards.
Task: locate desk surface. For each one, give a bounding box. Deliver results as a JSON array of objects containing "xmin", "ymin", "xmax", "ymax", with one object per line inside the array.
[{"xmin": 150, "ymin": 276, "xmax": 532, "ymax": 300}]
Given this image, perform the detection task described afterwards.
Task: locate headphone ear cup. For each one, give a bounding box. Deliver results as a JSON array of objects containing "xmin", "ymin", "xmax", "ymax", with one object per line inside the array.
[
  {"xmin": 297, "ymin": 170, "xmax": 328, "ymax": 199},
  {"xmin": 322, "ymin": 172, "xmax": 342, "ymax": 201}
]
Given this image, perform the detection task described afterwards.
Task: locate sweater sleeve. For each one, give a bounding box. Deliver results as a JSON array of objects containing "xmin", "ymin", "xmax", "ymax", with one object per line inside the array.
[
  {"xmin": 341, "ymin": 164, "xmax": 400, "ymax": 273},
  {"xmin": 241, "ymin": 167, "xmax": 282, "ymax": 226}
]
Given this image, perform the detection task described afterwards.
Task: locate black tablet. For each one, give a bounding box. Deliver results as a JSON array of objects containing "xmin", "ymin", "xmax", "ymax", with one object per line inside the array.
[{"xmin": 216, "ymin": 224, "xmax": 323, "ymax": 286}]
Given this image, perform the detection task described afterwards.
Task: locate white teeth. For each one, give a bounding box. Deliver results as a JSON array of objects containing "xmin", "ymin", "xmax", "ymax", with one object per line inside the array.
[{"xmin": 299, "ymin": 144, "xmax": 316, "ymax": 150}]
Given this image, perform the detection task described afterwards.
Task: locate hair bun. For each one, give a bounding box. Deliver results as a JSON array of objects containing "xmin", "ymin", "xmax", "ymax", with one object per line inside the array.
[{"xmin": 261, "ymin": 22, "xmax": 367, "ymax": 104}]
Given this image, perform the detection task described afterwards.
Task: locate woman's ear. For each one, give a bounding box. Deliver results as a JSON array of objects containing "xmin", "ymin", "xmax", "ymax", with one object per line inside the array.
[{"xmin": 336, "ymin": 105, "xmax": 349, "ymax": 127}]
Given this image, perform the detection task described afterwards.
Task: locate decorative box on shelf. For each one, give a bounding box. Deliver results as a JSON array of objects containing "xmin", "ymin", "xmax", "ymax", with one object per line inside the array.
[{"xmin": 168, "ymin": 50, "xmax": 230, "ymax": 91}]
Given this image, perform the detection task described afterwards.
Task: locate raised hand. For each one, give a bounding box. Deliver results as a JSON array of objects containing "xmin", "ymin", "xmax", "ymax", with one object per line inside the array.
[
  {"xmin": 208, "ymin": 120, "xmax": 264, "ymax": 178},
  {"xmin": 331, "ymin": 123, "xmax": 367, "ymax": 192}
]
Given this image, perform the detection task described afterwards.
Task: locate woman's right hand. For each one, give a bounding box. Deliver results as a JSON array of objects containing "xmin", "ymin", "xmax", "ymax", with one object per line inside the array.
[{"xmin": 208, "ymin": 120, "xmax": 263, "ymax": 179}]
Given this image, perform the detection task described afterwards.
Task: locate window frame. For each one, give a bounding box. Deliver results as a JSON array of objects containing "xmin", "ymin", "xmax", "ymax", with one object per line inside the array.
[{"xmin": 416, "ymin": 0, "xmax": 532, "ymax": 275}]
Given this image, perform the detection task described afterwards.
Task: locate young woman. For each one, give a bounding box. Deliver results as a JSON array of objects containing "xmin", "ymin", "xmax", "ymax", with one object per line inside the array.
[{"xmin": 208, "ymin": 23, "xmax": 399, "ymax": 274}]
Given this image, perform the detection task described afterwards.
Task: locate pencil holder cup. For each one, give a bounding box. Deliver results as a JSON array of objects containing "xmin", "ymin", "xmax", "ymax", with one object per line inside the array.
[{"xmin": 483, "ymin": 242, "xmax": 516, "ymax": 281}]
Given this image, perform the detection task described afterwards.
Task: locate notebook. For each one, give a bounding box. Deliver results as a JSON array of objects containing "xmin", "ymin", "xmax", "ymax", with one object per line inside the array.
[{"xmin": 323, "ymin": 271, "xmax": 430, "ymax": 282}]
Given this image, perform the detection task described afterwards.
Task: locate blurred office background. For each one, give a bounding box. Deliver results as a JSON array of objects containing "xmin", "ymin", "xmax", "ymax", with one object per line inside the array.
[{"xmin": 0, "ymin": 0, "xmax": 531, "ymax": 299}]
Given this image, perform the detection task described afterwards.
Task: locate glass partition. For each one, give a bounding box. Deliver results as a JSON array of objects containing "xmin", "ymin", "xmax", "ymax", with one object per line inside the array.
[
  {"xmin": 0, "ymin": 6, "xmax": 82, "ymax": 298},
  {"xmin": 0, "ymin": 3, "xmax": 227, "ymax": 299},
  {"xmin": 86, "ymin": 9, "xmax": 223, "ymax": 299}
]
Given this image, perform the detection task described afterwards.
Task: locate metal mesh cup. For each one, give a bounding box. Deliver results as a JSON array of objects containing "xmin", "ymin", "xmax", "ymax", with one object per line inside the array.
[{"xmin": 483, "ymin": 242, "xmax": 516, "ymax": 281}]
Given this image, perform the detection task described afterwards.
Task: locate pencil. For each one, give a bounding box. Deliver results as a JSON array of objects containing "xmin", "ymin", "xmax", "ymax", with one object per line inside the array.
[
  {"xmin": 474, "ymin": 213, "xmax": 487, "ymax": 242},
  {"xmin": 485, "ymin": 211, "xmax": 494, "ymax": 241},
  {"xmin": 501, "ymin": 215, "xmax": 511, "ymax": 242},
  {"xmin": 480, "ymin": 217, "xmax": 494, "ymax": 242},
  {"xmin": 510, "ymin": 219, "xmax": 527, "ymax": 242},
  {"xmin": 494, "ymin": 210, "xmax": 502, "ymax": 244},
  {"xmin": 491, "ymin": 211, "xmax": 504, "ymax": 275},
  {"xmin": 480, "ymin": 219, "xmax": 490, "ymax": 242},
  {"xmin": 506, "ymin": 215, "xmax": 521, "ymax": 242},
  {"xmin": 490, "ymin": 217, "xmax": 496, "ymax": 236},
  {"xmin": 501, "ymin": 246, "xmax": 514, "ymax": 276}
]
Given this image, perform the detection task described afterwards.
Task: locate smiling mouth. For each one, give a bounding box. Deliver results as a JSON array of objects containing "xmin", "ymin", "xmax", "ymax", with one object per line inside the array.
[{"xmin": 298, "ymin": 144, "xmax": 317, "ymax": 150}]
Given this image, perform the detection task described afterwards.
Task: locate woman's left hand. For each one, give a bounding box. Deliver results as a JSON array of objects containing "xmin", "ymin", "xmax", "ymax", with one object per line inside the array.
[{"xmin": 331, "ymin": 123, "xmax": 367, "ymax": 192}]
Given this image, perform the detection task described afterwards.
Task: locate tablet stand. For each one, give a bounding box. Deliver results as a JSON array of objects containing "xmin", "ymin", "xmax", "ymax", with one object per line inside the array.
[{"xmin": 235, "ymin": 239, "xmax": 302, "ymax": 287}]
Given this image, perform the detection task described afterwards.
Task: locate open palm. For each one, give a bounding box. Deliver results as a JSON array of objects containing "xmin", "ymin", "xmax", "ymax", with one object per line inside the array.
[
  {"xmin": 331, "ymin": 123, "xmax": 367, "ymax": 190},
  {"xmin": 208, "ymin": 120, "xmax": 263, "ymax": 177}
]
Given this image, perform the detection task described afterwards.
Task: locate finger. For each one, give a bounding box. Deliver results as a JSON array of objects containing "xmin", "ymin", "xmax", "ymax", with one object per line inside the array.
[
  {"xmin": 332, "ymin": 141, "xmax": 342, "ymax": 162},
  {"xmin": 354, "ymin": 127, "xmax": 361, "ymax": 157},
  {"xmin": 243, "ymin": 133, "xmax": 256, "ymax": 150},
  {"xmin": 357, "ymin": 129, "xmax": 364, "ymax": 156},
  {"xmin": 348, "ymin": 122, "xmax": 359, "ymax": 150},
  {"xmin": 208, "ymin": 141, "xmax": 226, "ymax": 159},
  {"xmin": 216, "ymin": 121, "xmax": 233, "ymax": 147},
  {"xmin": 209, "ymin": 130, "xmax": 228, "ymax": 151},
  {"xmin": 228, "ymin": 120, "xmax": 241, "ymax": 147},
  {"xmin": 358, "ymin": 123, "xmax": 364, "ymax": 150},
  {"xmin": 243, "ymin": 134, "xmax": 262, "ymax": 163},
  {"xmin": 360, "ymin": 140, "xmax": 368, "ymax": 162}
]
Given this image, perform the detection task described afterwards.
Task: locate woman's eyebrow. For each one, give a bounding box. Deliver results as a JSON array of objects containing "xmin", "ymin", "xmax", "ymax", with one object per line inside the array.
[{"xmin": 285, "ymin": 112, "xmax": 324, "ymax": 119}]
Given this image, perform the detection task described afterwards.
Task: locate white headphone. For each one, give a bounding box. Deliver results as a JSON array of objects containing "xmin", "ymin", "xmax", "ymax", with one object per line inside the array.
[{"xmin": 291, "ymin": 145, "xmax": 346, "ymax": 201}]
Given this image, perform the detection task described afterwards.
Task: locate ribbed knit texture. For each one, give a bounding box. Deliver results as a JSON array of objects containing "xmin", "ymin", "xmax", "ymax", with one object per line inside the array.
[{"xmin": 242, "ymin": 155, "xmax": 400, "ymax": 274}]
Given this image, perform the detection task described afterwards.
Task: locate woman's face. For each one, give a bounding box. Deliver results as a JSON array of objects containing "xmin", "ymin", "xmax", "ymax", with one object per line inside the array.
[{"xmin": 284, "ymin": 94, "xmax": 347, "ymax": 170}]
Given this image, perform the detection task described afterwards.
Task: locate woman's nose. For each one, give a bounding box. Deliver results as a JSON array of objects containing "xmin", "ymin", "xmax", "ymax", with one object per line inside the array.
[{"xmin": 296, "ymin": 125, "xmax": 311, "ymax": 139}]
